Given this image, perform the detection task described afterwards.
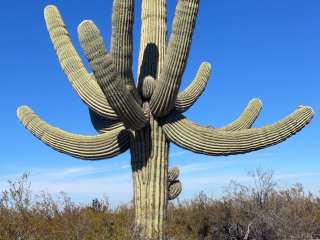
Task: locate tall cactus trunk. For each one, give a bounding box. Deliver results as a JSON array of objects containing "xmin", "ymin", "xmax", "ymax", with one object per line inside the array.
[
  {"xmin": 130, "ymin": 117, "xmax": 169, "ymax": 239},
  {"xmin": 133, "ymin": 1, "xmax": 168, "ymax": 238},
  {"xmin": 16, "ymin": 1, "xmax": 315, "ymax": 240}
]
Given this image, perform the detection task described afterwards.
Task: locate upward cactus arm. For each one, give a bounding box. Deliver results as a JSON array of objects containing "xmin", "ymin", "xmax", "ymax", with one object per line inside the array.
[
  {"xmin": 219, "ymin": 98, "xmax": 263, "ymax": 131},
  {"xmin": 150, "ymin": 0, "xmax": 200, "ymax": 117},
  {"xmin": 173, "ymin": 65, "xmax": 262, "ymax": 130},
  {"xmin": 175, "ymin": 62, "xmax": 211, "ymax": 113},
  {"xmin": 17, "ymin": 106, "xmax": 129, "ymax": 160},
  {"xmin": 138, "ymin": 0, "xmax": 167, "ymax": 83},
  {"xmin": 111, "ymin": 0, "xmax": 135, "ymax": 89},
  {"xmin": 78, "ymin": 20, "xmax": 147, "ymax": 130},
  {"xmin": 44, "ymin": 5, "xmax": 117, "ymax": 120},
  {"xmin": 162, "ymin": 106, "xmax": 314, "ymax": 156}
]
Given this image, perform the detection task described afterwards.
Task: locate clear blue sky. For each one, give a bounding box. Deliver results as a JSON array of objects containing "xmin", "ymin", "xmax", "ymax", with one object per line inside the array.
[{"xmin": 1, "ymin": 0, "xmax": 319, "ymax": 205}]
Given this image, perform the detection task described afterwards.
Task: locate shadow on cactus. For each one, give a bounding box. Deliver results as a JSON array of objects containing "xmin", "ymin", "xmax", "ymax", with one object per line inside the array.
[{"xmin": 17, "ymin": 0, "xmax": 314, "ymax": 239}]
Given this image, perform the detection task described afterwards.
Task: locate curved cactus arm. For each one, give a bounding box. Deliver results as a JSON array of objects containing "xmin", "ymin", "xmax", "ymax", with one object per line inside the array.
[
  {"xmin": 111, "ymin": 0, "xmax": 137, "ymax": 96},
  {"xmin": 175, "ymin": 62, "xmax": 211, "ymax": 113},
  {"xmin": 88, "ymin": 75, "xmax": 125, "ymax": 133},
  {"xmin": 17, "ymin": 106, "xmax": 129, "ymax": 160},
  {"xmin": 89, "ymin": 109, "xmax": 125, "ymax": 133},
  {"xmin": 150, "ymin": 0, "xmax": 200, "ymax": 117},
  {"xmin": 168, "ymin": 180, "xmax": 182, "ymax": 200},
  {"xmin": 219, "ymin": 98, "xmax": 263, "ymax": 131},
  {"xmin": 44, "ymin": 5, "xmax": 117, "ymax": 120},
  {"xmin": 78, "ymin": 20, "xmax": 147, "ymax": 130},
  {"xmin": 162, "ymin": 106, "xmax": 314, "ymax": 156}
]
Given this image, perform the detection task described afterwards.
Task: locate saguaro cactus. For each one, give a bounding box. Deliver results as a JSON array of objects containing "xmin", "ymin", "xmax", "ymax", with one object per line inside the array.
[{"xmin": 17, "ymin": 1, "xmax": 314, "ymax": 239}]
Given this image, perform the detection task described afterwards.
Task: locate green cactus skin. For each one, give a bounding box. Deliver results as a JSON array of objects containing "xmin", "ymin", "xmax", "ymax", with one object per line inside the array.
[
  {"xmin": 17, "ymin": 1, "xmax": 314, "ymax": 239},
  {"xmin": 130, "ymin": 117, "xmax": 169, "ymax": 238},
  {"xmin": 175, "ymin": 62, "xmax": 211, "ymax": 113},
  {"xmin": 219, "ymin": 98, "xmax": 263, "ymax": 131},
  {"xmin": 78, "ymin": 20, "xmax": 147, "ymax": 130},
  {"xmin": 43, "ymin": 6, "xmax": 118, "ymax": 120},
  {"xmin": 138, "ymin": 0, "xmax": 167, "ymax": 87},
  {"xmin": 89, "ymin": 109, "xmax": 124, "ymax": 133},
  {"xmin": 142, "ymin": 76, "xmax": 156, "ymax": 99},
  {"xmin": 168, "ymin": 180, "xmax": 182, "ymax": 201},
  {"xmin": 112, "ymin": 0, "xmax": 142, "ymax": 104},
  {"xmin": 168, "ymin": 167, "xmax": 182, "ymax": 200},
  {"xmin": 17, "ymin": 106, "xmax": 129, "ymax": 160},
  {"xmin": 162, "ymin": 107, "xmax": 314, "ymax": 156},
  {"xmin": 111, "ymin": 0, "xmax": 135, "ymax": 89},
  {"xmin": 150, "ymin": 0, "xmax": 200, "ymax": 117},
  {"xmin": 168, "ymin": 167, "xmax": 180, "ymax": 183}
]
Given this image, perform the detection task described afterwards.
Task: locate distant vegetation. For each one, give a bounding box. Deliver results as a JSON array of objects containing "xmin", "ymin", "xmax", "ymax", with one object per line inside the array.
[{"xmin": 0, "ymin": 170, "xmax": 319, "ymax": 240}]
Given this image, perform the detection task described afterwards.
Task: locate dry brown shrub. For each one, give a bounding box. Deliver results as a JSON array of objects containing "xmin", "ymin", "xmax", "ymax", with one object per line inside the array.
[{"xmin": 0, "ymin": 170, "xmax": 319, "ymax": 240}]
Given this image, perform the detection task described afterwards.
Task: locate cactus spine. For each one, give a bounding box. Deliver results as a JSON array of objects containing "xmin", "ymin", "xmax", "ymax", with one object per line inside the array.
[{"xmin": 17, "ymin": 1, "xmax": 314, "ymax": 239}]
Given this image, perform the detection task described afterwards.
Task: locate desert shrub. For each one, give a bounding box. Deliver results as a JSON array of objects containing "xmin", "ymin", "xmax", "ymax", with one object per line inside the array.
[
  {"xmin": 166, "ymin": 169, "xmax": 320, "ymax": 240},
  {"xmin": 0, "ymin": 174, "xmax": 134, "ymax": 240},
  {"xmin": 0, "ymin": 170, "xmax": 319, "ymax": 239}
]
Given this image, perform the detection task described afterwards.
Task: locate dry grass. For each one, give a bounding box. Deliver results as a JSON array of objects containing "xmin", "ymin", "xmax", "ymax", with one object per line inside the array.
[{"xmin": 0, "ymin": 170, "xmax": 319, "ymax": 240}]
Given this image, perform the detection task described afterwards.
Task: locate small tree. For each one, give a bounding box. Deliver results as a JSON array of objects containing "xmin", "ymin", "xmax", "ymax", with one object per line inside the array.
[{"xmin": 17, "ymin": 1, "xmax": 314, "ymax": 239}]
